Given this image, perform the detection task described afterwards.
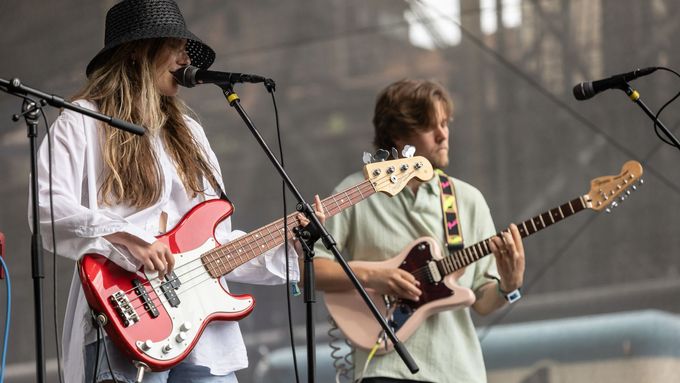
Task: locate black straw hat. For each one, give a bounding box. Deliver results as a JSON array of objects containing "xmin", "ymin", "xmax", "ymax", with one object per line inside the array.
[{"xmin": 86, "ymin": 0, "xmax": 215, "ymax": 77}]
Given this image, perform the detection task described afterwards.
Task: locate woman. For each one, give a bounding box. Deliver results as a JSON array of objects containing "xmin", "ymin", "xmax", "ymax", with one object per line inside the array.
[{"xmin": 34, "ymin": 1, "xmax": 322, "ymax": 382}]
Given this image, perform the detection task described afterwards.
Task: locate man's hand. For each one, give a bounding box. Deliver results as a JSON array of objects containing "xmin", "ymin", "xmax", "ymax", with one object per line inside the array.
[
  {"xmin": 488, "ymin": 223, "xmax": 525, "ymax": 292},
  {"xmin": 362, "ymin": 267, "xmax": 422, "ymax": 302}
]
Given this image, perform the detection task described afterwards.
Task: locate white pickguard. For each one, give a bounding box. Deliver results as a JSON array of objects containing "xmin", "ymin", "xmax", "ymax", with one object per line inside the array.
[{"xmin": 136, "ymin": 238, "xmax": 252, "ymax": 361}]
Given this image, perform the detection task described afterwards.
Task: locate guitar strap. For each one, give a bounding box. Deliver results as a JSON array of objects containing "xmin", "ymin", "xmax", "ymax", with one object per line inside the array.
[{"xmin": 436, "ymin": 169, "xmax": 465, "ymax": 252}]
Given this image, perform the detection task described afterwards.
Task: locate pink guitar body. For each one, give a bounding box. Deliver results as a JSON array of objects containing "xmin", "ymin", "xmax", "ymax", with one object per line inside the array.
[
  {"xmin": 324, "ymin": 236, "xmax": 476, "ymax": 354},
  {"xmin": 79, "ymin": 199, "xmax": 255, "ymax": 371}
]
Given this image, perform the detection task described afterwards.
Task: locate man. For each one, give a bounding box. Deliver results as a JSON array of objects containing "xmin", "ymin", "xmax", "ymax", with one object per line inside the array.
[{"xmin": 313, "ymin": 79, "xmax": 526, "ymax": 383}]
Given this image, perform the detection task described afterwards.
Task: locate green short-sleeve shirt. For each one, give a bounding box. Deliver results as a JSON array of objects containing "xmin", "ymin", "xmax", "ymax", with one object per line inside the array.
[{"xmin": 315, "ymin": 172, "xmax": 499, "ymax": 383}]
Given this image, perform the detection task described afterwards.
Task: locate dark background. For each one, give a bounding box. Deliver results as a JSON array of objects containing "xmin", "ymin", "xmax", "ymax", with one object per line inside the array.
[{"xmin": 1, "ymin": 0, "xmax": 679, "ymax": 381}]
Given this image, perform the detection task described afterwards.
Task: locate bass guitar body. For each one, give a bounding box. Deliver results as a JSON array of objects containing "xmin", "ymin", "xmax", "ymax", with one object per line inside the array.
[{"xmin": 79, "ymin": 199, "xmax": 255, "ymax": 371}]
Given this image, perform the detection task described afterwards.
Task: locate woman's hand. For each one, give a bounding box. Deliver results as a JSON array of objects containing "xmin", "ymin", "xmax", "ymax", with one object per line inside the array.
[
  {"xmin": 105, "ymin": 232, "xmax": 175, "ymax": 279},
  {"xmin": 295, "ymin": 194, "xmax": 326, "ymax": 227}
]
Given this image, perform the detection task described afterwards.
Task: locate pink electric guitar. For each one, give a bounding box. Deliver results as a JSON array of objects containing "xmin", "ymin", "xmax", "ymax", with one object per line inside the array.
[
  {"xmin": 325, "ymin": 160, "xmax": 643, "ymax": 354},
  {"xmin": 78, "ymin": 156, "xmax": 433, "ymax": 371}
]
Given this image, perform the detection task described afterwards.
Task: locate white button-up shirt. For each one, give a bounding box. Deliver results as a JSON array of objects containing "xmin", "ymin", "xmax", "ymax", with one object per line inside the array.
[{"xmin": 33, "ymin": 100, "xmax": 299, "ymax": 383}]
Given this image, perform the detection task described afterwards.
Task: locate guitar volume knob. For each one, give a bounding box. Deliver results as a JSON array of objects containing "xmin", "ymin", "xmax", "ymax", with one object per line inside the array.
[
  {"xmin": 162, "ymin": 343, "xmax": 173, "ymax": 354},
  {"xmin": 180, "ymin": 322, "xmax": 192, "ymax": 332},
  {"xmin": 139, "ymin": 339, "xmax": 153, "ymax": 351},
  {"xmin": 176, "ymin": 332, "xmax": 188, "ymax": 343}
]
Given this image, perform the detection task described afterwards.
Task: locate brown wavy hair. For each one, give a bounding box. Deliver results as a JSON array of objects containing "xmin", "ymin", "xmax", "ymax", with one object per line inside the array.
[
  {"xmin": 372, "ymin": 79, "xmax": 453, "ymax": 150},
  {"xmin": 73, "ymin": 38, "xmax": 220, "ymax": 208}
]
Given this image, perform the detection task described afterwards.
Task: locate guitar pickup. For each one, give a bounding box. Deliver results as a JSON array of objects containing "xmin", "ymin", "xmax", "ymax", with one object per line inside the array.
[
  {"xmin": 110, "ymin": 290, "xmax": 140, "ymax": 327},
  {"xmin": 165, "ymin": 271, "xmax": 181, "ymax": 289},
  {"xmin": 132, "ymin": 279, "xmax": 159, "ymax": 318},
  {"xmin": 427, "ymin": 260, "xmax": 442, "ymax": 283},
  {"xmin": 160, "ymin": 280, "xmax": 181, "ymax": 307}
]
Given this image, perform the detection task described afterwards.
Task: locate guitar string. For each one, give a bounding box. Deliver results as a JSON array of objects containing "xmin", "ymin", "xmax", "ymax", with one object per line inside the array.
[
  {"xmin": 408, "ymin": 198, "xmax": 587, "ymax": 283},
  {"xmin": 122, "ymin": 171, "xmax": 415, "ymax": 313},
  {"xmin": 408, "ymin": 239, "xmax": 492, "ymax": 281},
  {"xmin": 123, "ymin": 180, "xmax": 376, "ymax": 313},
  {"xmin": 164, "ymin": 168, "xmax": 418, "ymax": 284}
]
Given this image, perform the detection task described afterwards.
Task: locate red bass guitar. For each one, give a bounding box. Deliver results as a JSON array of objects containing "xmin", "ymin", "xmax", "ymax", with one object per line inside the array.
[{"xmin": 78, "ymin": 156, "xmax": 433, "ymax": 371}]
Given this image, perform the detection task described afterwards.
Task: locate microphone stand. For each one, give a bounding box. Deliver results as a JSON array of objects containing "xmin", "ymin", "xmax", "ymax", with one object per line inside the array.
[
  {"xmin": 217, "ymin": 82, "xmax": 419, "ymax": 383},
  {"xmin": 622, "ymin": 83, "xmax": 680, "ymax": 151},
  {"xmin": 0, "ymin": 78, "xmax": 145, "ymax": 383}
]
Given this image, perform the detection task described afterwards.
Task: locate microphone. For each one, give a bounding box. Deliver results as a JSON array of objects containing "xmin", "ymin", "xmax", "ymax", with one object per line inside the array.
[
  {"xmin": 573, "ymin": 67, "xmax": 658, "ymax": 100},
  {"xmin": 172, "ymin": 66, "xmax": 268, "ymax": 88}
]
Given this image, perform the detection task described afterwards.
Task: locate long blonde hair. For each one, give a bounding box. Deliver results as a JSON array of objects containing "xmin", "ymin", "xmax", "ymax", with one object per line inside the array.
[{"xmin": 74, "ymin": 38, "xmax": 220, "ymax": 209}]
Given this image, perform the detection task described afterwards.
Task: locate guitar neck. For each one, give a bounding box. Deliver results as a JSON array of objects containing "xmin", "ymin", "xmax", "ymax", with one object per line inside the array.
[
  {"xmin": 438, "ymin": 195, "xmax": 589, "ymax": 275},
  {"xmin": 202, "ymin": 180, "xmax": 376, "ymax": 278}
]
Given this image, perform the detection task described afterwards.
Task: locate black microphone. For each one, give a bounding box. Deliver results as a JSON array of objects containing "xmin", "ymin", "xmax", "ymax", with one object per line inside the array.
[
  {"xmin": 573, "ymin": 67, "xmax": 658, "ymax": 100},
  {"xmin": 172, "ymin": 66, "xmax": 268, "ymax": 88}
]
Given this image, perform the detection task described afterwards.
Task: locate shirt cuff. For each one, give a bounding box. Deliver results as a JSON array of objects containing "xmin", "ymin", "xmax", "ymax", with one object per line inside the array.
[{"xmin": 75, "ymin": 221, "xmax": 157, "ymax": 245}]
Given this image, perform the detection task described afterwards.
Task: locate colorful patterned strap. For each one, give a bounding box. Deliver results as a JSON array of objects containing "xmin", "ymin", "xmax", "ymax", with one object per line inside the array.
[{"xmin": 436, "ymin": 169, "xmax": 464, "ymax": 252}]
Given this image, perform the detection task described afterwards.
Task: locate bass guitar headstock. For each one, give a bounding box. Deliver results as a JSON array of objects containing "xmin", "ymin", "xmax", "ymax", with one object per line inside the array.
[{"xmin": 364, "ymin": 156, "xmax": 434, "ymax": 196}]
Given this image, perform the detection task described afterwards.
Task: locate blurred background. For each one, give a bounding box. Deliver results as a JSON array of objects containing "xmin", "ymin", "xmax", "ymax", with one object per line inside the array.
[{"xmin": 1, "ymin": 0, "xmax": 679, "ymax": 382}]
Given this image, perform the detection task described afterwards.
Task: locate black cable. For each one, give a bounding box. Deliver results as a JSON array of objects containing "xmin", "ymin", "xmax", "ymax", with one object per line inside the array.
[
  {"xmin": 652, "ymin": 67, "xmax": 680, "ymax": 149},
  {"xmin": 39, "ymin": 105, "xmax": 65, "ymax": 383},
  {"xmin": 99, "ymin": 326, "xmax": 120, "ymax": 383},
  {"xmin": 92, "ymin": 324, "xmax": 101, "ymax": 383},
  {"xmin": 266, "ymin": 82, "xmax": 301, "ymax": 383}
]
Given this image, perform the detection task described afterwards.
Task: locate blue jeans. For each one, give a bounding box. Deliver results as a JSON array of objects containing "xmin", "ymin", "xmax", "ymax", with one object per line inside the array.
[{"xmin": 84, "ymin": 338, "xmax": 238, "ymax": 383}]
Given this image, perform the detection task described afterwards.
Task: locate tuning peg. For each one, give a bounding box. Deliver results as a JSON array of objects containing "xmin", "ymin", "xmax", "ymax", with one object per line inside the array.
[
  {"xmin": 391, "ymin": 147, "xmax": 399, "ymax": 160},
  {"xmin": 362, "ymin": 152, "xmax": 373, "ymax": 164},
  {"xmin": 374, "ymin": 149, "xmax": 390, "ymax": 162},
  {"xmin": 402, "ymin": 145, "xmax": 416, "ymax": 158},
  {"xmin": 605, "ymin": 201, "xmax": 620, "ymax": 213}
]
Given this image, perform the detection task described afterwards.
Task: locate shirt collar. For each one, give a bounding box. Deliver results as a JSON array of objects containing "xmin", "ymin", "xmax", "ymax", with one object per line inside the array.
[{"xmin": 417, "ymin": 173, "xmax": 441, "ymax": 195}]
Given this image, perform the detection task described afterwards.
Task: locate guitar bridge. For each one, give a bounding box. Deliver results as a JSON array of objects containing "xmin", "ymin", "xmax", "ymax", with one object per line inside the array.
[{"xmin": 110, "ymin": 291, "xmax": 140, "ymax": 327}]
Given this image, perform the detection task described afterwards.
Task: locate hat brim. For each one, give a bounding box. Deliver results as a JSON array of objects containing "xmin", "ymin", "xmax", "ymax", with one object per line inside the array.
[{"xmin": 86, "ymin": 29, "xmax": 215, "ymax": 78}]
